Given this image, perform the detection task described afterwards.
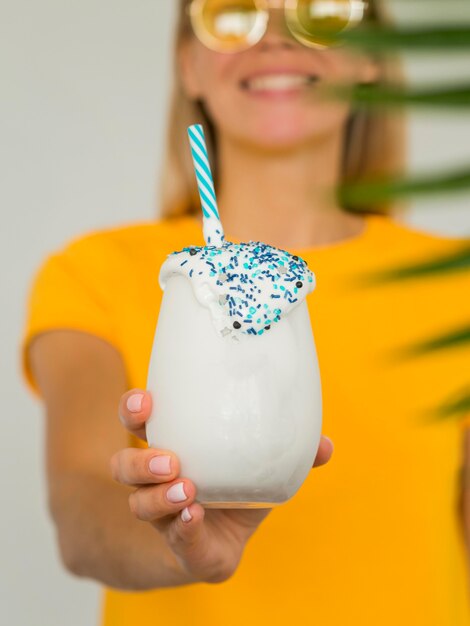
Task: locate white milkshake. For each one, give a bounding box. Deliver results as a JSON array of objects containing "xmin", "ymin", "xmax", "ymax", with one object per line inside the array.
[
  {"xmin": 145, "ymin": 124, "xmax": 322, "ymax": 508},
  {"xmin": 145, "ymin": 240, "xmax": 322, "ymax": 508}
]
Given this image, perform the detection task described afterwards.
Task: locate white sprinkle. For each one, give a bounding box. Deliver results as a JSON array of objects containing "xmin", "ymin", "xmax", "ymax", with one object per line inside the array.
[{"xmin": 181, "ymin": 507, "xmax": 192, "ymax": 523}]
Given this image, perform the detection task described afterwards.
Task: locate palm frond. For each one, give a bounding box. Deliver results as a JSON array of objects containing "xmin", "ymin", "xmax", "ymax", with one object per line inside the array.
[
  {"xmin": 327, "ymin": 18, "xmax": 470, "ymax": 421},
  {"xmin": 398, "ymin": 325, "xmax": 470, "ymax": 358},
  {"xmin": 338, "ymin": 166, "xmax": 470, "ymax": 208},
  {"xmin": 335, "ymin": 24, "xmax": 470, "ymax": 51},
  {"xmin": 324, "ymin": 83, "xmax": 470, "ymax": 109},
  {"xmin": 360, "ymin": 245, "xmax": 470, "ymax": 285},
  {"xmin": 434, "ymin": 388, "xmax": 470, "ymax": 419},
  {"xmin": 365, "ymin": 246, "xmax": 470, "ymax": 419}
]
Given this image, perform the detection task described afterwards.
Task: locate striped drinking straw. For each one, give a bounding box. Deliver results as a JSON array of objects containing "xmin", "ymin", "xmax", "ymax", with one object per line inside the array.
[{"xmin": 187, "ymin": 124, "xmax": 225, "ymax": 247}]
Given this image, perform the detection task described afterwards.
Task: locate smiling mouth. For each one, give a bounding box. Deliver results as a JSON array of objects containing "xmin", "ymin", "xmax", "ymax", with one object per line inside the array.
[{"xmin": 240, "ymin": 74, "xmax": 320, "ymax": 92}]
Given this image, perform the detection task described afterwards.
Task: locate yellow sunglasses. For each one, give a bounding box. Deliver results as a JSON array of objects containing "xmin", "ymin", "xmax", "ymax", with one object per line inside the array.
[{"xmin": 188, "ymin": 0, "xmax": 369, "ymax": 53}]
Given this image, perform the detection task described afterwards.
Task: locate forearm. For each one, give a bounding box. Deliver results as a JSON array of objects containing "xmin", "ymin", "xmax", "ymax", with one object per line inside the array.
[
  {"xmin": 48, "ymin": 471, "xmax": 200, "ymax": 591},
  {"xmin": 463, "ymin": 488, "xmax": 470, "ymax": 572}
]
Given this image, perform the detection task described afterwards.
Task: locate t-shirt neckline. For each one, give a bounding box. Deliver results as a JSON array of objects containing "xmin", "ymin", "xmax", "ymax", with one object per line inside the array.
[{"xmin": 183, "ymin": 213, "xmax": 382, "ymax": 257}]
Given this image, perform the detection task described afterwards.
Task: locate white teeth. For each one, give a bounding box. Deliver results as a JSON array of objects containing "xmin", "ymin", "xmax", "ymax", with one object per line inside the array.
[{"xmin": 244, "ymin": 74, "xmax": 318, "ymax": 92}]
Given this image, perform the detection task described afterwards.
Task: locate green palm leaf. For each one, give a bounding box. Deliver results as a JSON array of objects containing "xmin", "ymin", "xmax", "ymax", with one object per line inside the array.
[
  {"xmin": 325, "ymin": 83, "xmax": 470, "ymax": 109},
  {"xmin": 434, "ymin": 388, "xmax": 470, "ymax": 419},
  {"xmin": 338, "ymin": 167, "xmax": 470, "ymax": 208},
  {"xmin": 360, "ymin": 244, "xmax": 470, "ymax": 285},
  {"xmin": 335, "ymin": 24, "xmax": 470, "ymax": 51},
  {"xmin": 399, "ymin": 325, "xmax": 470, "ymax": 357}
]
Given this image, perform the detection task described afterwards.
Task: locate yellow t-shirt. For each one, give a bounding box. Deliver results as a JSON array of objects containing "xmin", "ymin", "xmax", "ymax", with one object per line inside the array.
[{"xmin": 21, "ymin": 214, "xmax": 470, "ymax": 625}]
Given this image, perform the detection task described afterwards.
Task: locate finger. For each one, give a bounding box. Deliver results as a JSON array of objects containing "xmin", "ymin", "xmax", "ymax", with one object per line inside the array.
[
  {"xmin": 162, "ymin": 504, "xmax": 235, "ymax": 584},
  {"xmin": 128, "ymin": 478, "xmax": 196, "ymax": 523},
  {"xmin": 118, "ymin": 388, "xmax": 152, "ymax": 440},
  {"xmin": 312, "ymin": 435, "xmax": 334, "ymax": 468},
  {"xmin": 164, "ymin": 501, "xmax": 207, "ymax": 546},
  {"xmin": 110, "ymin": 448, "xmax": 180, "ymax": 486}
]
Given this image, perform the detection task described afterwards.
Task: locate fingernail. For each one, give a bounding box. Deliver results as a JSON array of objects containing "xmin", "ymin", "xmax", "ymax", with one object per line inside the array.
[
  {"xmin": 167, "ymin": 482, "xmax": 188, "ymax": 503},
  {"xmin": 149, "ymin": 455, "xmax": 171, "ymax": 475},
  {"xmin": 324, "ymin": 435, "xmax": 334, "ymax": 450},
  {"xmin": 181, "ymin": 507, "xmax": 192, "ymax": 523},
  {"xmin": 127, "ymin": 393, "xmax": 144, "ymax": 413}
]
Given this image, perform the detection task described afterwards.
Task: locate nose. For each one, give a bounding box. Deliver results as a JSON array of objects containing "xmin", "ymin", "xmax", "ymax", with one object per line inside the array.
[{"xmin": 256, "ymin": 7, "xmax": 299, "ymax": 51}]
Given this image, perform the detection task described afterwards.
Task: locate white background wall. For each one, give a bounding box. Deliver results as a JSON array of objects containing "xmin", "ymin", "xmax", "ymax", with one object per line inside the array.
[{"xmin": 1, "ymin": 1, "xmax": 469, "ymax": 624}]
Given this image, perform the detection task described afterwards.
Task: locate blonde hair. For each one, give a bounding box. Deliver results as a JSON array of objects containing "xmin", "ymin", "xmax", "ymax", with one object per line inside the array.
[{"xmin": 158, "ymin": 0, "xmax": 408, "ymax": 219}]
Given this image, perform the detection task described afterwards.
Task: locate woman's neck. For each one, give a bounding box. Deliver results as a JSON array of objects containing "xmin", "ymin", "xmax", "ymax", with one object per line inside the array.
[{"xmin": 214, "ymin": 129, "xmax": 365, "ymax": 250}]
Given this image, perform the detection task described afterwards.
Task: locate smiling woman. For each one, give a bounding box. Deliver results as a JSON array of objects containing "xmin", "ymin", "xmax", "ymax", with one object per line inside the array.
[
  {"xmin": 162, "ymin": 0, "xmax": 406, "ymax": 221},
  {"xmin": 20, "ymin": 1, "xmax": 470, "ymax": 625}
]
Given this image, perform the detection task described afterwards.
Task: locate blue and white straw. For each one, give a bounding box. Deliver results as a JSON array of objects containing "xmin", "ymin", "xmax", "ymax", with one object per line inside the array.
[{"xmin": 187, "ymin": 124, "xmax": 225, "ymax": 247}]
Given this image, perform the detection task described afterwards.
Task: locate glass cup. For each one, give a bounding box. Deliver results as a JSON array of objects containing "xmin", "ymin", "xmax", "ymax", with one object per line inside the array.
[{"xmin": 146, "ymin": 272, "xmax": 322, "ymax": 508}]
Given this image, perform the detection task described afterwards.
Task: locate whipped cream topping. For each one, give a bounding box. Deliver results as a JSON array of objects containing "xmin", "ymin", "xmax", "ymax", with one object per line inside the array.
[{"xmin": 159, "ymin": 240, "xmax": 315, "ymax": 340}]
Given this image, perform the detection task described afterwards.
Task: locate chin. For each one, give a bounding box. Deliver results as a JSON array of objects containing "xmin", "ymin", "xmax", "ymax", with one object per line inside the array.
[
  {"xmin": 241, "ymin": 116, "xmax": 340, "ymax": 151},
  {"xmin": 211, "ymin": 96, "xmax": 348, "ymax": 151}
]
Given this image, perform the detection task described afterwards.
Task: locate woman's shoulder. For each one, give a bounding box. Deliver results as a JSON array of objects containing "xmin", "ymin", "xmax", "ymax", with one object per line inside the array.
[
  {"xmin": 51, "ymin": 215, "xmax": 198, "ymax": 259},
  {"xmin": 28, "ymin": 215, "xmax": 200, "ymax": 294}
]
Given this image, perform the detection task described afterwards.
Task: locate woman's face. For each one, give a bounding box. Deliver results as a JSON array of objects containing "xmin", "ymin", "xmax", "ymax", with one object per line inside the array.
[{"xmin": 179, "ymin": 1, "xmax": 380, "ymax": 150}]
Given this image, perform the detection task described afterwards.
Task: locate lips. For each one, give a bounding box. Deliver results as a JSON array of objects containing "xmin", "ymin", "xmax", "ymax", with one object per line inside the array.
[{"xmin": 240, "ymin": 72, "xmax": 320, "ymax": 93}]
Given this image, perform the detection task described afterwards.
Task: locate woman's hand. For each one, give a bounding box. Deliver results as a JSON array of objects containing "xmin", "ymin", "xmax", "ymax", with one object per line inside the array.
[{"xmin": 110, "ymin": 389, "xmax": 334, "ymax": 584}]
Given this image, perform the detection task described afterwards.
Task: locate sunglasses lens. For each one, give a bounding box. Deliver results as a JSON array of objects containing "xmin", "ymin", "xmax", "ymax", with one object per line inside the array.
[
  {"xmin": 285, "ymin": 0, "xmax": 366, "ymax": 48},
  {"xmin": 191, "ymin": 0, "xmax": 268, "ymax": 52}
]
